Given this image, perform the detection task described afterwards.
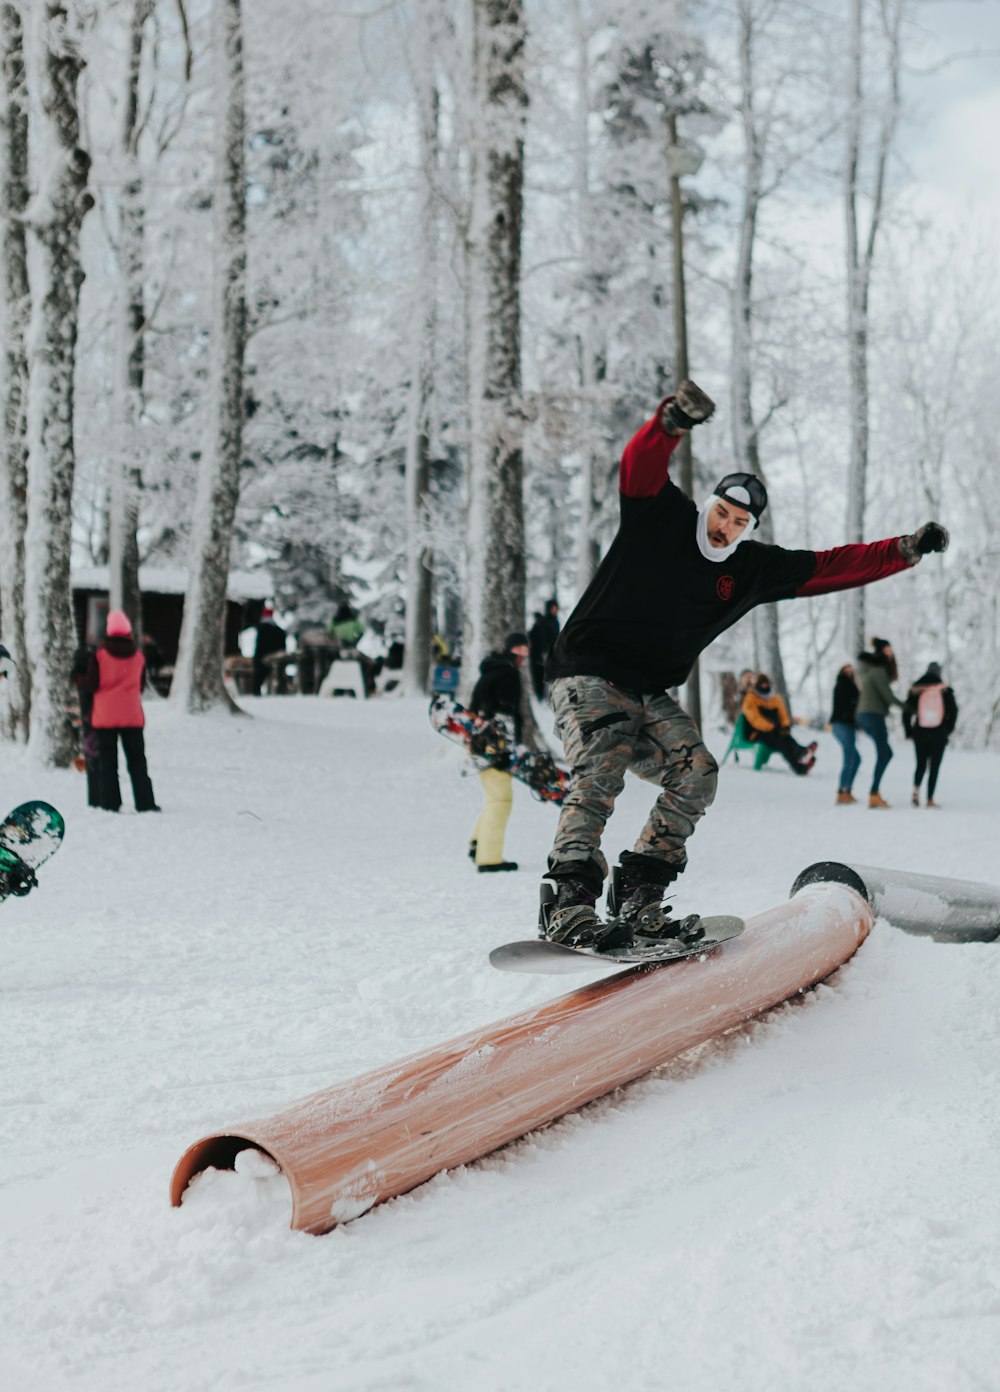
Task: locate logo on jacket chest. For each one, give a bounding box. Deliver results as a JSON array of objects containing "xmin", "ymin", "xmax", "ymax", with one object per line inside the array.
[{"xmin": 716, "ymin": 575, "xmax": 735, "ymax": 601}]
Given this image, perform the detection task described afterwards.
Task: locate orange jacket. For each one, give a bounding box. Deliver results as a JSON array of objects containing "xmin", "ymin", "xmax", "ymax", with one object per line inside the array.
[{"xmin": 741, "ymin": 688, "xmax": 790, "ymax": 735}]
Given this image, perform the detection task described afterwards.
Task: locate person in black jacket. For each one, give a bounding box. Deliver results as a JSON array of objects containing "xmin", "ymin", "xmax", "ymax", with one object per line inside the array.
[
  {"xmin": 540, "ymin": 380, "xmax": 949, "ymax": 950},
  {"xmin": 830, "ymin": 663, "xmax": 861, "ymax": 804},
  {"xmin": 253, "ymin": 607, "xmax": 287, "ymax": 695},
  {"xmin": 467, "ymin": 633, "xmax": 529, "ymax": 873},
  {"xmin": 902, "ymin": 662, "xmax": 958, "ymax": 807},
  {"xmin": 528, "ymin": 600, "xmax": 560, "ymax": 701}
]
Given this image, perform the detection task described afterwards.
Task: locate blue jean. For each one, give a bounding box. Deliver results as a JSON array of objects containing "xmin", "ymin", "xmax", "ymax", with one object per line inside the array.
[
  {"xmin": 831, "ymin": 721, "xmax": 861, "ymax": 793},
  {"xmin": 857, "ymin": 713, "xmax": 893, "ymax": 794}
]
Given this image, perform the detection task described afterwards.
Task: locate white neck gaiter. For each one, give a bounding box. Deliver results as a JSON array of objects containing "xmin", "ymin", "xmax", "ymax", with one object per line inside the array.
[{"xmin": 696, "ymin": 495, "xmax": 749, "ymax": 564}]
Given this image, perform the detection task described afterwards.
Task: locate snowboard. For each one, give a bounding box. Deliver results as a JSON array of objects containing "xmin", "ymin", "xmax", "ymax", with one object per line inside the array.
[
  {"xmin": 0, "ymin": 801, "xmax": 65, "ymax": 903},
  {"xmin": 489, "ymin": 915, "xmax": 745, "ymax": 974},
  {"xmin": 429, "ymin": 693, "xmax": 570, "ymax": 805}
]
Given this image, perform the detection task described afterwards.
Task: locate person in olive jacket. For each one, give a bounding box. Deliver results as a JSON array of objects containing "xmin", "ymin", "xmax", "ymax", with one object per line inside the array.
[
  {"xmin": 855, "ymin": 638, "xmax": 903, "ymax": 808},
  {"xmin": 82, "ymin": 610, "xmax": 160, "ymax": 813}
]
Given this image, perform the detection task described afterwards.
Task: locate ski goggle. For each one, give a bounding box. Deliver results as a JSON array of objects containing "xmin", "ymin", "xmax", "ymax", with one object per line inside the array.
[{"xmin": 713, "ymin": 472, "xmax": 768, "ymax": 523}]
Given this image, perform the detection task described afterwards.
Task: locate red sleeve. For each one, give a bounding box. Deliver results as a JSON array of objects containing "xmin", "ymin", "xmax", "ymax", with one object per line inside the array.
[
  {"xmin": 795, "ymin": 537, "xmax": 911, "ymax": 597},
  {"xmin": 619, "ymin": 399, "xmax": 682, "ymax": 498}
]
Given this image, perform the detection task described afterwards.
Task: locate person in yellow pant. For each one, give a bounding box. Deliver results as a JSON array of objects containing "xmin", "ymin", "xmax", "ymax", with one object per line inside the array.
[{"xmin": 468, "ymin": 632, "xmax": 529, "ymax": 873}]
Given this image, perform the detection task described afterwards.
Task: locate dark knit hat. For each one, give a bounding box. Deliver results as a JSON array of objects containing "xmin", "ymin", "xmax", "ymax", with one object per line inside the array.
[
  {"xmin": 504, "ymin": 631, "xmax": 529, "ymax": 651},
  {"xmin": 926, "ymin": 661, "xmax": 943, "ymax": 680}
]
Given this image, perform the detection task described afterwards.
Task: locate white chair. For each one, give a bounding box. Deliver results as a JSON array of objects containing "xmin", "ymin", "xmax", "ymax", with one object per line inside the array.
[{"xmin": 319, "ymin": 659, "xmax": 367, "ymax": 699}]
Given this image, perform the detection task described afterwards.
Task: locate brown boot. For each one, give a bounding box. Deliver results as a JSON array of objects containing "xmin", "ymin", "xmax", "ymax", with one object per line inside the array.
[
  {"xmin": 926, "ymin": 798, "xmax": 940, "ymax": 809},
  {"xmin": 868, "ymin": 792, "xmax": 891, "ymax": 809},
  {"xmin": 911, "ymin": 789, "xmax": 920, "ymax": 807},
  {"xmin": 835, "ymin": 790, "xmax": 857, "ymax": 805}
]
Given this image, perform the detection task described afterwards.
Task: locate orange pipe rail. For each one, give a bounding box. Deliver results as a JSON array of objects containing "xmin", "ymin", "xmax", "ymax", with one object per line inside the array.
[{"xmin": 170, "ymin": 882, "xmax": 872, "ymax": 1233}]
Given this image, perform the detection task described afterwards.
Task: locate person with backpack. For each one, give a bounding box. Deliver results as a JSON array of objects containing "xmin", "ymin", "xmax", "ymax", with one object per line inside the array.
[{"xmin": 903, "ymin": 662, "xmax": 958, "ymax": 807}]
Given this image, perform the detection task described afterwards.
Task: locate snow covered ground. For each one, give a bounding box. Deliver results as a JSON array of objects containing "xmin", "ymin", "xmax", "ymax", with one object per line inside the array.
[{"xmin": 2, "ymin": 692, "xmax": 998, "ymax": 1392}]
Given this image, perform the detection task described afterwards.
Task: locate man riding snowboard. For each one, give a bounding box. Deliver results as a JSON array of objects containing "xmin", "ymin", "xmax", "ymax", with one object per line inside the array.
[{"xmin": 541, "ymin": 380, "xmax": 948, "ymax": 950}]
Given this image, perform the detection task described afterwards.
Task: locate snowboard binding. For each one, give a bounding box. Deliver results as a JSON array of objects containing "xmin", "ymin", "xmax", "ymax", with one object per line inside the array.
[
  {"xmin": 605, "ymin": 866, "xmax": 704, "ymax": 946},
  {"xmin": 0, "ymin": 852, "xmax": 38, "ymax": 899}
]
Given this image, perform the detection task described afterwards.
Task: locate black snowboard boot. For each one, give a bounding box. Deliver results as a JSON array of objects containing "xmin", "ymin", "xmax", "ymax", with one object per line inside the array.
[
  {"xmin": 539, "ymin": 875, "xmax": 604, "ymax": 947},
  {"xmin": 606, "ymin": 861, "xmax": 703, "ymax": 945}
]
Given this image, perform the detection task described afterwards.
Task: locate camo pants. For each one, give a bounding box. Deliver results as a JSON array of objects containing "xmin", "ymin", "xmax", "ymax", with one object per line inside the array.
[{"xmin": 548, "ymin": 675, "xmax": 718, "ymax": 884}]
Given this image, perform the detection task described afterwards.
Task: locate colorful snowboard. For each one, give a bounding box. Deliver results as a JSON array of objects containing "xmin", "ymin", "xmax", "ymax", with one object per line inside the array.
[
  {"xmin": 489, "ymin": 915, "xmax": 746, "ymax": 974},
  {"xmin": 429, "ymin": 694, "xmax": 570, "ymax": 804},
  {"xmin": 0, "ymin": 801, "xmax": 65, "ymax": 903}
]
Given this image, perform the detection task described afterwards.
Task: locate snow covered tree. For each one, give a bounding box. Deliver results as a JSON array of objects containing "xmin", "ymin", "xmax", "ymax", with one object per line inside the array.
[
  {"xmin": 171, "ymin": 0, "xmax": 246, "ymax": 713},
  {"xmin": 0, "ymin": 1, "xmax": 30, "ymax": 741},
  {"xmin": 107, "ymin": 0, "xmax": 153, "ymax": 637},
  {"xmin": 23, "ymin": 1, "xmax": 94, "ymax": 765},
  {"xmin": 461, "ymin": 0, "xmax": 529, "ymax": 684},
  {"xmin": 843, "ymin": 0, "xmax": 904, "ymax": 654}
]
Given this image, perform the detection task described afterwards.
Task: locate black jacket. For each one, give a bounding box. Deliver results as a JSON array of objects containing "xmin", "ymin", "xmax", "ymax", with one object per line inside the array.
[
  {"xmin": 830, "ymin": 672, "xmax": 859, "ymax": 725},
  {"xmin": 903, "ymin": 671, "xmax": 958, "ymax": 740},
  {"xmin": 470, "ymin": 652, "xmax": 523, "ymax": 743}
]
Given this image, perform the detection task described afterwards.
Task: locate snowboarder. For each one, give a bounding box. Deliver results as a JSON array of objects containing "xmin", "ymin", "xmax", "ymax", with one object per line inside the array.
[
  {"xmin": 856, "ymin": 637, "xmax": 904, "ymax": 809},
  {"xmin": 540, "ymin": 382, "xmax": 949, "ymax": 947},
  {"xmin": 82, "ymin": 610, "xmax": 160, "ymax": 813},
  {"xmin": 902, "ymin": 662, "xmax": 958, "ymax": 808},
  {"xmin": 830, "ymin": 662, "xmax": 861, "ymax": 804},
  {"xmin": 467, "ymin": 633, "xmax": 530, "ymax": 873},
  {"xmin": 740, "ymin": 673, "xmax": 817, "ymax": 775}
]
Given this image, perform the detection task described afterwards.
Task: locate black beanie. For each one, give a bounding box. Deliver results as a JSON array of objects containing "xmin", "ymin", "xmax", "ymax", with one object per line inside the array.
[{"xmin": 504, "ymin": 631, "xmax": 529, "ymax": 651}]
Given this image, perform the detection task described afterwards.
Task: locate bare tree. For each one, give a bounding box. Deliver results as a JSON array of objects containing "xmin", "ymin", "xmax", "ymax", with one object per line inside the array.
[
  {"xmin": 461, "ymin": 0, "xmax": 529, "ymax": 687},
  {"xmin": 107, "ymin": 0, "xmax": 153, "ymax": 637},
  {"xmin": 844, "ymin": 0, "xmax": 903, "ymax": 653},
  {"xmin": 403, "ymin": 7, "xmax": 441, "ymax": 696},
  {"xmin": 0, "ymin": 1, "xmax": 30, "ymax": 740},
  {"xmin": 23, "ymin": 1, "xmax": 93, "ymax": 765},
  {"xmin": 171, "ymin": 0, "xmax": 246, "ymax": 713}
]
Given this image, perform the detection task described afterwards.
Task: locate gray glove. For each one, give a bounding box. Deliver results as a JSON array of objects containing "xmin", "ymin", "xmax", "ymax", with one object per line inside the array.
[
  {"xmin": 660, "ymin": 379, "xmax": 716, "ymax": 434},
  {"xmin": 899, "ymin": 521, "xmax": 949, "ymax": 566}
]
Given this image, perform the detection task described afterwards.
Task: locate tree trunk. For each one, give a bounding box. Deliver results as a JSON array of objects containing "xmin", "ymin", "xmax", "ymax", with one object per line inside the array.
[
  {"xmin": 0, "ymin": 1, "xmax": 31, "ymax": 741},
  {"xmin": 171, "ymin": 0, "xmax": 246, "ymax": 714},
  {"xmin": 462, "ymin": 0, "xmax": 528, "ymax": 689},
  {"xmin": 23, "ymin": 2, "xmax": 93, "ymax": 766},
  {"xmin": 403, "ymin": 29, "xmax": 439, "ymax": 698},
  {"xmin": 108, "ymin": 0, "xmax": 150, "ymax": 637},
  {"xmin": 571, "ymin": 0, "xmax": 600, "ymax": 596},
  {"xmin": 843, "ymin": 0, "xmax": 902, "ymax": 655},
  {"xmin": 731, "ymin": 0, "xmax": 789, "ymax": 702}
]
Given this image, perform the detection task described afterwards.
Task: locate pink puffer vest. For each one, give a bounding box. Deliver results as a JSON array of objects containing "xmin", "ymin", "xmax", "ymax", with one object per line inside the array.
[{"xmin": 91, "ymin": 648, "xmax": 146, "ymax": 729}]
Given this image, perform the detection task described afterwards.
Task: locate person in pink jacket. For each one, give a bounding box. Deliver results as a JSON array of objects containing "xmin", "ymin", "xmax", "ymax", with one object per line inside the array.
[{"xmin": 82, "ymin": 610, "xmax": 160, "ymax": 813}]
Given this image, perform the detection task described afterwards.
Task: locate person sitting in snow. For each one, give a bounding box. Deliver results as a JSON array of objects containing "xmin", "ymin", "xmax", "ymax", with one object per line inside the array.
[
  {"xmin": 539, "ymin": 380, "xmax": 949, "ymax": 950},
  {"xmin": 740, "ymin": 673, "xmax": 816, "ymax": 775}
]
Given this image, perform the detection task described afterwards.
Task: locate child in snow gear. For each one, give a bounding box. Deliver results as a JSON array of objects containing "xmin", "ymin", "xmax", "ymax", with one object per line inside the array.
[
  {"xmin": 541, "ymin": 384, "xmax": 948, "ymax": 946},
  {"xmin": 467, "ymin": 633, "xmax": 530, "ymax": 872},
  {"xmin": 903, "ymin": 662, "xmax": 958, "ymax": 807},
  {"xmin": 740, "ymin": 674, "xmax": 817, "ymax": 775},
  {"xmin": 82, "ymin": 611, "xmax": 160, "ymax": 813},
  {"xmin": 830, "ymin": 663, "xmax": 861, "ymax": 803},
  {"xmin": 856, "ymin": 638, "xmax": 903, "ymax": 808}
]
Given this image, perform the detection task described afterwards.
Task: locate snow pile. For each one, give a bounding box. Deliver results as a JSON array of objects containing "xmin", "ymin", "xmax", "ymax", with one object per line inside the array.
[{"xmin": 1, "ymin": 694, "xmax": 998, "ymax": 1391}]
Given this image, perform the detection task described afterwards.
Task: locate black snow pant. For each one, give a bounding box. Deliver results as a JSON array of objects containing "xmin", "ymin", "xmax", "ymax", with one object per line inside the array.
[
  {"xmin": 95, "ymin": 728, "xmax": 157, "ymax": 812},
  {"xmin": 751, "ymin": 726, "xmax": 812, "ymax": 775},
  {"xmin": 913, "ymin": 731, "xmax": 948, "ymax": 800}
]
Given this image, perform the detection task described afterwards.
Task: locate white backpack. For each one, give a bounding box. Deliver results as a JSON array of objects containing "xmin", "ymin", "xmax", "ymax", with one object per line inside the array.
[{"xmin": 916, "ymin": 684, "xmax": 945, "ymax": 729}]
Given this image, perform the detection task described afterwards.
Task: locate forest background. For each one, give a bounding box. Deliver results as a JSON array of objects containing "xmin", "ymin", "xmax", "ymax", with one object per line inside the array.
[{"xmin": 1, "ymin": 0, "xmax": 998, "ymax": 763}]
